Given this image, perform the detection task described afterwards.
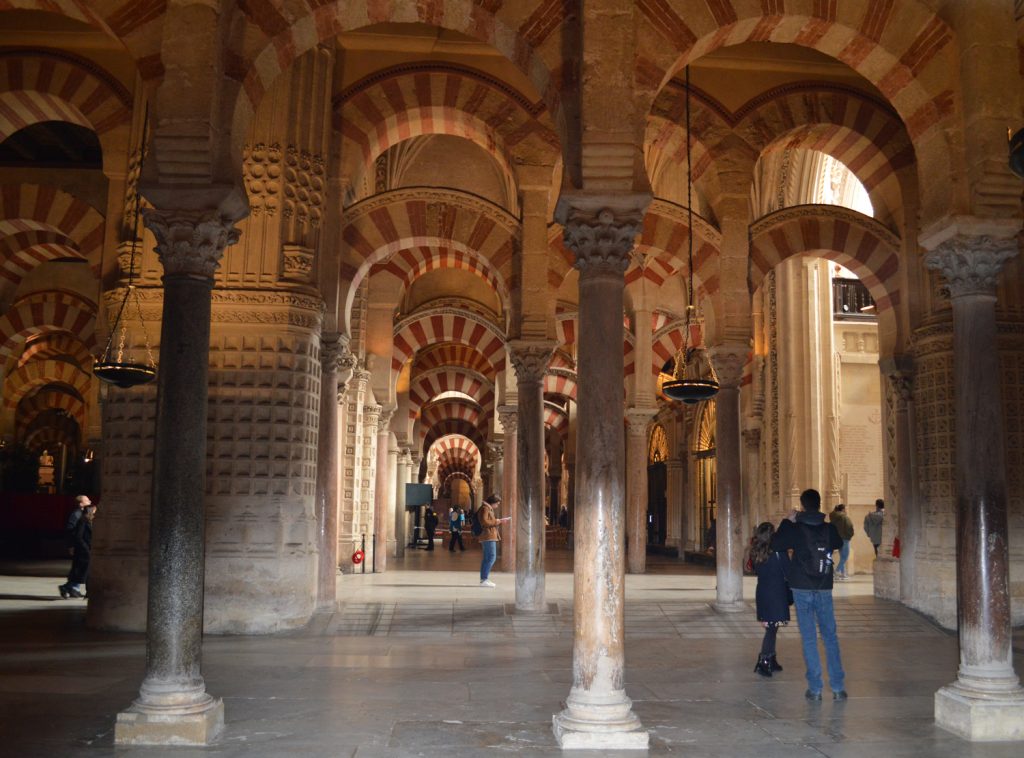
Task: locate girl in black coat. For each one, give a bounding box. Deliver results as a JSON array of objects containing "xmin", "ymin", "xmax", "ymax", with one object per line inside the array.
[{"xmin": 752, "ymin": 521, "xmax": 791, "ymax": 677}]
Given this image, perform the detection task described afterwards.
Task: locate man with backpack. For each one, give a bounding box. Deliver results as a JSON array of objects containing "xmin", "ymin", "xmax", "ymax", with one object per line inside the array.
[{"xmin": 772, "ymin": 488, "xmax": 846, "ymax": 701}]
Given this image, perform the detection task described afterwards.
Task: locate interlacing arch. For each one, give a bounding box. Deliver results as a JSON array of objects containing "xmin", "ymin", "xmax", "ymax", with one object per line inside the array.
[
  {"xmin": 651, "ymin": 319, "xmax": 705, "ymax": 377},
  {"xmin": 543, "ymin": 402, "xmax": 568, "ymax": 435},
  {"xmin": 16, "ymin": 386, "xmax": 86, "ymax": 432},
  {"xmin": 23, "ymin": 409, "xmax": 79, "ymax": 452},
  {"xmin": 3, "ymin": 357, "xmax": 90, "ymax": 410},
  {"xmin": 0, "ymin": 290, "xmax": 97, "ymax": 362},
  {"xmin": 632, "ymin": 199, "xmax": 722, "ymax": 294},
  {"xmin": 392, "ymin": 307, "xmax": 506, "ymax": 379},
  {"xmin": 0, "ymin": 49, "xmax": 132, "ymax": 145},
  {"xmin": 335, "ymin": 62, "xmax": 559, "ymax": 199},
  {"xmin": 422, "ymin": 418, "xmax": 486, "ymax": 457},
  {"xmin": 228, "ymin": 0, "xmax": 566, "ymax": 159}
]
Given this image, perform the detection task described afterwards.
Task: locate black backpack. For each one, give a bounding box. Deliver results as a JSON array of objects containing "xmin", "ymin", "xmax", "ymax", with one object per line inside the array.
[
  {"xmin": 470, "ymin": 509, "xmax": 483, "ymax": 537},
  {"xmin": 797, "ymin": 522, "xmax": 832, "ymax": 583}
]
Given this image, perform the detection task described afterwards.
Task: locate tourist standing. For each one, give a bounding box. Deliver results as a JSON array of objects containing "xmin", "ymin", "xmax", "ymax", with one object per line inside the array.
[
  {"xmin": 59, "ymin": 503, "xmax": 96, "ymax": 599},
  {"xmin": 829, "ymin": 503, "xmax": 854, "ymax": 580},
  {"xmin": 448, "ymin": 506, "xmax": 465, "ymax": 552},
  {"xmin": 477, "ymin": 494, "xmax": 508, "ymax": 587},
  {"xmin": 751, "ymin": 521, "xmax": 790, "ymax": 677},
  {"xmin": 772, "ymin": 489, "xmax": 846, "ymax": 700},
  {"xmin": 424, "ymin": 507, "xmax": 439, "ymax": 551},
  {"xmin": 863, "ymin": 499, "xmax": 885, "ymax": 557}
]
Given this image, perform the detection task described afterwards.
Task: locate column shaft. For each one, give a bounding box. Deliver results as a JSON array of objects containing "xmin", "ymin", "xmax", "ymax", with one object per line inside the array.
[
  {"xmin": 315, "ymin": 336, "xmax": 341, "ymax": 611},
  {"xmin": 373, "ymin": 410, "xmax": 393, "ymax": 572},
  {"xmin": 625, "ymin": 409, "xmax": 655, "ymax": 573},
  {"xmin": 499, "ymin": 408, "xmax": 518, "ymax": 574}
]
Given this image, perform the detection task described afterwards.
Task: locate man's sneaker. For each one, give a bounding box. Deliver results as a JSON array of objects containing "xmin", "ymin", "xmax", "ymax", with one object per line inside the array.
[
  {"xmin": 833, "ymin": 690, "xmax": 848, "ymax": 701},
  {"xmin": 805, "ymin": 689, "xmax": 822, "ymax": 701},
  {"xmin": 480, "ymin": 580, "xmax": 496, "ymax": 588}
]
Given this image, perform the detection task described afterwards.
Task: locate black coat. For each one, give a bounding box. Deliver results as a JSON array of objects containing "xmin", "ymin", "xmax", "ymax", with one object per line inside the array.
[
  {"xmin": 772, "ymin": 513, "xmax": 843, "ymax": 590},
  {"xmin": 754, "ymin": 551, "xmax": 791, "ymax": 623},
  {"xmin": 67, "ymin": 517, "xmax": 92, "ymax": 585}
]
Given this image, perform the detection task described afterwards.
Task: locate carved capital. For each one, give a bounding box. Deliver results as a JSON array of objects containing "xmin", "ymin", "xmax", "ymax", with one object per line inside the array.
[
  {"xmin": 508, "ymin": 339, "xmax": 556, "ymax": 385},
  {"xmin": 555, "ymin": 194, "xmax": 651, "ymax": 278},
  {"xmin": 141, "ymin": 208, "xmax": 242, "ymax": 278},
  {"xmin": 487, "ymin": 441, "xmax": 504, "ymax": 463},
  {"xmin": 377, "ymin": 407, "xmax": 395, "ymax": 432},
  {"xmin": 497, "ymin": 405, "xmax": 519, "ymax": 435},
  {"xmin": 362, "ymin": 403, "xmax": 381, "ymax": 428},
  {"xmin": 708, "ymin": 344, "xmax": 748, "ymax": 388},
  {"xmin": 924, "ymin": 235, "xmax": 1017, "ymax": 299},
  {"xmin": 625, "ymin": 407, "xmax": 658, "ymax": 435},
  {"xmin": 886, "ymin": 370, "xmax": 914, "ymax": 403}
]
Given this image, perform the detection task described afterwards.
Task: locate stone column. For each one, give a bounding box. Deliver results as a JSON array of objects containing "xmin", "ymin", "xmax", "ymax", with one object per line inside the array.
[
  {"xmin": 315, "ymin": 334, "xmax": 353, "ymax": 611},
  {"xmin": 709, "ymin": 345, "xmax": 746, "ymax": 612},
  {"xmin": 664, "ymin": 457, "xmax": 684, "ymax": 551},
  {"xmin": 115, "ymin": 209, "xmax": 241, "ymax": 746},
  {"xmin": 488, "ymin": 442, "xmax": 504, "ymax": 503},
  {"xmin": 373, "ymin": 407, "xmax": 394, "ymax": 572},
  {"xmin": 498, "ymin": 407, "xmax": 518, "ymax": 574},
  {"xmin": 625, "ymin": 407, "xmax": 656, "ymax": 573},
  {"xmin": 509, "ymin": 341, "xmax": 554, "ymax": 611},
  {"xmin": 925, "ymin": 233, "xmax": 1024, "ymax": 740},
  {"xmin": 395, "ymin": 447, "xmax": 411, "ymax": 559},
  {"xmin": 552, "ymin": 196, "xmax": 649, "ymax": 749},
  {"xmin": 880, "ymin": 364, "xmax": 916, "ymax": 600}
]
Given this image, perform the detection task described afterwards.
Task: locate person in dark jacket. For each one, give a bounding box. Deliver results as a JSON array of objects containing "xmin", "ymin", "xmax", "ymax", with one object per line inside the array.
[
  {"xmin": 59, "ymin": 503, "xmax": 96, "ymax": 599},
  {"xmin": 752, "ymin": 521, "xmax": 790, "ymax": 677},
  {"xmin": 424, "ymin": 507, "xmax": 439, "ymax": 550},
  {"xmin": 772, "ymin": 489, "xmax": 846, "ymax": 701}
]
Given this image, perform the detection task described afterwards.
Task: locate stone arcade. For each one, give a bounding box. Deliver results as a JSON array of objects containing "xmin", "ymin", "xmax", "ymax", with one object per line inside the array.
[{"xmin": 0, "ymin": 0, "xmax": 1022, "ymax": 752}]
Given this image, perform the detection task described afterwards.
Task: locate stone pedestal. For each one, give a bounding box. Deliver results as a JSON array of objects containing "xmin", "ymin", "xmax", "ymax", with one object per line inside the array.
[
  {"xmin": 552, "ymin": 195, "xmax": 649, "ymax": 750},
  {"xmin": 498, "ymin": 407, "xmax": 518, "ymax": 574},
  {"xmin": 709, "ymin": 345, "xmax": 746, "ymax": 612},
  {"xmin": 510, "ymin": 341, "xmax": 555, "ymax": 611},
  {"xmin": 924, "ymin": 230, "xmax": 1024, "ymax": 741},
  {"xmin": 114, "ymin": 208, "xmax": 241, "ymax": 746},
  {"xmin": 625, "ymin": 408, "xmax": 656, "ymax": 573}
]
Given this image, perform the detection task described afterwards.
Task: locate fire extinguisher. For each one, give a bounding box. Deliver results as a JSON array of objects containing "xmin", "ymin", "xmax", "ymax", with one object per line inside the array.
[{"xmin": 892, "ymin": 535, "xmax": 901, "ymax": 558}]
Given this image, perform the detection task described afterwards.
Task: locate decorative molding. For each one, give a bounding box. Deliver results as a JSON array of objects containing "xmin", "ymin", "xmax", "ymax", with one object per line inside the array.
[
  {"xmin": 242, "ymin": 143, "xmax": 282, "ymax": 218},
  {"xmin": 281, "ymin": 244, "xmax": 314, "ymax": 283},
  {"xmin": 750, "ymin": 203, "xmax": 901, "ymax": 247},
  {"xmin": 508, "ymin": 340, "xmax": 556, "ymax": 385},
  {"xmin": 648, "ymin": 198, "xmax": 723, "ymax": 246},
  {"xmin": 140, "ymin": 209, "xmax": 242, "ymax": 278},
  {"xmin": 345, "ymin": 187, "xmax": 519, "ymax": 236},
  {"xmin": 393, "ymin": 303, "xmax": 504, "ymax": 339},
  {"xmin": 924, "ymin": 235, "xmax": 1018, "ymax": 299},
  {"xmin": 107, "ymin": 287, "xmax": 325, "ymax": 329}
]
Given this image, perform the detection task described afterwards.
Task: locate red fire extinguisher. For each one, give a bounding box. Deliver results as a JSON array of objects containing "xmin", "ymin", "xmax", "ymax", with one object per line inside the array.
[{"xmin": 892, "ymin": 536, "xmax": 901, "ymax": 559}]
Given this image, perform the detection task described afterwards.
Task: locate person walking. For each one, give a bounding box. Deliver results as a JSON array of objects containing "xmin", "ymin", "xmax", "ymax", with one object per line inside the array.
[
  {"xmin": 863, "ymin": 499, "xmax": 885, "ymax": 557},
  {"xmin": 448, "ymin": 506, "xmax": 465, "ymax": 552},
  {"xmin": 829, "ymin": 503, "xmax": 855, "ymax": 580},
  {"xmin": 476, "ymin": 494, "xmax": 508, "ymax": 587},
  {"xmin": 751, "ymin": 521, "xmax": 791, "ymax": 677},
  {"xmin": 424, "ymin": 507, "xmax": 439, "ymax": 550},
  {"xmin": 772, "ymin": 489, "xmax": 846, "ymax": 701},
  {"xmin": 58, "ymin": 502, "xmax": 96, "ymax": 599}
]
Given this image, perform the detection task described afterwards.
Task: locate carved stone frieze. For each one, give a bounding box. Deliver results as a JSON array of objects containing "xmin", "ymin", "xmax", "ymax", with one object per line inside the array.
[
  {"xmin": 708, "ymin": 344, "xmax": 747, "ymax": 388},
  {"xmin": 141, "ymin": 209, "xmax": 242, "ymax": 278},
  {"xmin": 924, "ymin": 235, "xmax": 1018, "ymax": 299},
  {"xmin": 508, "ymin": 340, "xmax": 556, "ymax": 385},
  {"xmin": 108, "ymin": 287, "xmax": 325, "ymax": 329},
  {"xmin": 281, "ymin": 244, "xmax": 314, "ymax": 283},
  {"xmin": 282, "ymin": 146, "xmax": 325, "ymax": 228},
  {"xmin": 886, "ymin": 370, "xmax": 914, "ymax": 404},
  {"xmin": 345, "ymin": 187, "xmax": 519, "ymax": 235}
]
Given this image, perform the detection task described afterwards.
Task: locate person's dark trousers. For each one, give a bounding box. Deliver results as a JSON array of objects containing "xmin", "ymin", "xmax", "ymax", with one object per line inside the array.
[
  {"xmin": 449, "ymin": 530, "xmax": 465, "ymax": 551},
  {"xmin": 872, "ymin": 543, "xmax": 879, "ymax": 556},
  {"xmin": 426, "ymin": 528, "xmax": 435, "ymax": 549},
  {"xmin": 759, "ymin": 624, "xmax": 779, "ymax": 658}
]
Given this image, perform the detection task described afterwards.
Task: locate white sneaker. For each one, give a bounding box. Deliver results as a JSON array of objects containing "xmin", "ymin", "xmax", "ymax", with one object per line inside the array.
[{"xmin": 480, "ymin": 580, "xmax": 496, "ymax": 588}]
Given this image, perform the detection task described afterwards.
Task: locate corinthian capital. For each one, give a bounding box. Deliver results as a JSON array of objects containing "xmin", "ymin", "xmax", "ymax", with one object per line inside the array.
[
  {"xmin": 508, "ymin": 339, "xmax": 556, "ymax": 385},
  {"xmin": 497, "ymin": 405, "xmax": 519, "ymax": 435},
  {"xmin": 708, "ymin": 344, "xmax": 748, "ymax": 389},
  {"xmin": 555, "ymin": 193, "xmax": 651, "ymax": 277},
  {"xmin": 924, "ymin": 235, "xmax": 1017, "ymax": 299},
  {"xmin": 886, "ymin": 370, "xmax": 913, "ymax": 403},
  {"xmin": 377, "ymin": 407, "xmax": 395, "ymax": 432},
  {"xmin": 141, "ymin": 208, "xmax": 242, "ymax": 278},
  {"xmin": 625, "ymin": 406, "xmax": 658, "ymax": 435}
]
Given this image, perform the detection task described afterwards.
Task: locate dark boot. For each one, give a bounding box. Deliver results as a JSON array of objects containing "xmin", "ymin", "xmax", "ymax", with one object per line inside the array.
[
  {"xmin": 769, "ymin": 654, "xmax": 783, "ymax": 672},
  {"xmin": 754, "ymin": 655, "xmax": 772, "ymax": 678}
]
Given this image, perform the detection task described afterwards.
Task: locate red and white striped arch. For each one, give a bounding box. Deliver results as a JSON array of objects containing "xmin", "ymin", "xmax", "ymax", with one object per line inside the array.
[
  {"xmin": 635, "ymin": 1, "xmax": 956, "ymax": 144},
  {"xmin": 0, "ymin": 290, "xmax": 97, "ymax": 361},
  {"xmin": 543, "ymin": 369, "xmax": 577, "ymax": 402},
  {"xmin": 393, "ymin": 309, "xmax": 506, "ymax": 378},
  {"xmin": 409, "ymin": 367, "xmax": 495, "ymax": 415},
  {"xmin": 549, "ymin": 349, "xmax": 574, "ymax": 371},
  {"xmin": 16, "ymin": 332, "xmax": 93, "ymax": 370},
  {"xmin": 0, "ymin": 50, "xmax": 132, "ymax": 144},
  {"xmin": 3, "ymin": 357, "xmax": 90, "ymax": 410},
  {"xmin": 749, "ymin": 204, "xmax": 901, "ymax": 320},
  {"xmin": 413, "ymin": 342, "xmax": 497, "ymax": 378},
  {"xmin": 543, "ymin": 402, "xmax": 569, "ymax": 435},
  {"xmin": 16, "ymin": 386, "xmax": 87, "ymax": 432},
  {"xmin": 422, "ymin": 418, "xmax": 486, "ymax": 456},
  {"xmin": 336, "ymin": 63, "xmax": 558, "ymax": 195},
  {"xmin": 371, "ymin": 244, "xmax": 509, "ymax": 305},
  {"xmin": 631, "ymin": 200, "xmax": 721, "ymax": 294},
  {"xmin": 22, "ymin": 410, "xmax": 80, "ymax": 452},
  {"xmin": 651, "ymin": 320, "xmax": 705, "ymax": 376},
  {"xmin": 431, "ymin": 434, "xmax": 481, "ymax": 479},
  {"xmin": 419, "ymin": 397, "xmax": 486, "ymax": 435}
]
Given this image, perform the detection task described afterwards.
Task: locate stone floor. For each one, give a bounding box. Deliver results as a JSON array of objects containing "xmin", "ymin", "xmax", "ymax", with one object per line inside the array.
[{"xmin": 2, "ymin": 550, "xmax": 1023, "ymax": 757}]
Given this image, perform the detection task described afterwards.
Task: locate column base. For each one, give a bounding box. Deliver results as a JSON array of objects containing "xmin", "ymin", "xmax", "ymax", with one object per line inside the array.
[
  {"xmin": 115, "ymin": 697, "xmax": 224, "ymax": 746},
  {"xmin": 711, "ymin": 600, "xmax": 747, "ymax": 614},
  {"xmin": 935, "ymin": 682, "xmax": 1024, "ymax": 741},
  {"xmin": 553, "ymin": 689, "xmax": 648, "ymax": 750}
]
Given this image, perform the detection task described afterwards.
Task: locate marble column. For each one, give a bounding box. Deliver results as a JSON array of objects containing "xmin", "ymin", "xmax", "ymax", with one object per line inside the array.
[
  {"xmin": 315, "ymin": 334, "xmax": 354, "ymax": 611},
  {"xmin": 625, "ymin": 408, "xmax": 656, "ymax": 573},
  {"xmin": 509, "ymin": 341, "xmax": 554, "ymax": 611},
  {"xmin": 709, "ymin": 345, "xmax": 747, "ymax": 612},
  {"xmin": 881, "ymin": 364, "xmax": 916, "ymax": 601},
  {"xmin": 664, "ymin": 457, "xmax": 684, "ymax": 552},
  {"xmin": 395, "ymin": 447, "xmax": 411, "ymax": 559},
  {"xmin": 498, "ymin": 407, "xmax": 518, "ymax": 574},
  {"xmin": 552, "ymin": 196, "xmax": 649, "ymax": 749},
  {"xmin": 373, "ymin": 408, "xmax": 394, "ymax": 572},
  {"xmin": 925, "ymin": 233, "xmax": 1024, "ymax": 740},
  {"xmin": 115, "ymin": 209, "xmax": 242, "ymax": 746}
]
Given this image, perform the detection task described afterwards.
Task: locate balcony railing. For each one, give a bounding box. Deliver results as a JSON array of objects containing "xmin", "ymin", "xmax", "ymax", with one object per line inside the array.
[{"xmin": 832, "ymin": 277, "xmax": 876, "ymax": 320}]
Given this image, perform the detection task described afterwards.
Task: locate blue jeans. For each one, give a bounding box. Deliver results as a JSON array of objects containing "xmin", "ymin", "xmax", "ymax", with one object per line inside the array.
[
  {"xmin": 836, "ymin": 540, "xmax": 850, "ymax": 576},
  {"xmin": 480, "ymin": 540, "xmax": 497, "ymax": 581},
  {"xmin": 791, "ymin": 589, "xmax": 845, "ymax": 693}
]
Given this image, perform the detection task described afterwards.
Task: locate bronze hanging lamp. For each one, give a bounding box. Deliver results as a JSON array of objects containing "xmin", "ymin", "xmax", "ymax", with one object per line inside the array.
[
  {"xmin": 662, "ymin": 66, "xmax": 719, "ymax": 405},
  {"xmin": 93, "ymin": 108, "xmax": 157, "ymax": 389}
]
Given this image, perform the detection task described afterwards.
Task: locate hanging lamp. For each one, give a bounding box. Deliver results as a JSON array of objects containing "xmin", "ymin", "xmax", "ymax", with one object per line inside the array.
[
  {"xmin": 662, "ymin": 66, "xmax": 719, "ymax": 405},
  {"xmin": 93, "ymin": 108, "xmax": 157, "ymax": 389}
]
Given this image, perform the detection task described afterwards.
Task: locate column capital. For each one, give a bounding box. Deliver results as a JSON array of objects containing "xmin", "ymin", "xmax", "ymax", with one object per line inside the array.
[
  {"xmin": 141, "ymin": 208, "xmax": 242, "ymax": 278},
  {"xmin": 487, "ymin": 441, "xmax": 504, "ymax": 463},
  {"xmin": 708, "ymin": 343, "xmax": 748, "ymax": 389},
  {"xmin": 924, "ymin": 234, "xmax": 1017, "ymax": 299},
  {"xmin": 362, "ymin": 403, "xmax": 381, "ymax": 427},
  {"xmin": 498, "ymin": 405, "xmax": 519, "ymax": 434},
  {"xmin": 625, "ymin": 406, "xmax": 658, "ymax": 435},
  {"xmin": 508, "ymin": 339, "xmax": 556, "ymax": 384},
  {"xmin": 555, "ymin": 193, "xmax": 651, "ymax": 278},
  {"xmin": 377, "ymin": 407, "xmax": 395, "ymax": 432}
]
